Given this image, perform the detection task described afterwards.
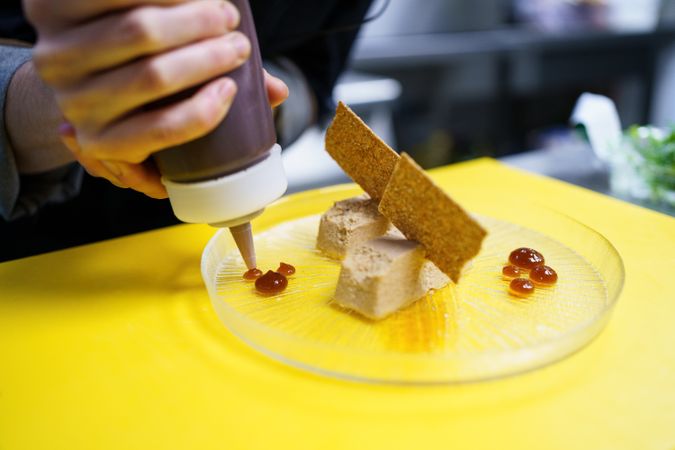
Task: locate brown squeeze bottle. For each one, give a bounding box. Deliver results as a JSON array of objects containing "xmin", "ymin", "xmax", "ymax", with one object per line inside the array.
[{"xmin": 153, "ymin": 0, "xmax": 286, "ymax": 270}]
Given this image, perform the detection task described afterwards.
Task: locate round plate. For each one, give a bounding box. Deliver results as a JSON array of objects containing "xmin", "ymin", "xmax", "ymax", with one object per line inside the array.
[{"xmin": 202, "ymin": 186, "xmax": 624, "ymax": 383}]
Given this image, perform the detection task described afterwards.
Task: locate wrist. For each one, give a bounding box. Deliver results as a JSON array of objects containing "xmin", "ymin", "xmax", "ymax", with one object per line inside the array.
[{"xmin": 5, "ymin": 59, "xmax": 75, "ymax": 174}]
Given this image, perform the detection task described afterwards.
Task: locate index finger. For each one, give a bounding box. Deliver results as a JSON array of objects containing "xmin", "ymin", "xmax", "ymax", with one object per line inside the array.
[{"xmin": 25, "ymin": 0, "xmax": 186, "ymax": 33}]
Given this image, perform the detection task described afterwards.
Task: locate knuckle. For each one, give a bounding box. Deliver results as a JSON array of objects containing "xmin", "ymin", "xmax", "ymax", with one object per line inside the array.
[
  {"xmin": 32, "ymin": 44, "xmax": 61, "ymax": 81},
  {"xmin": 33, "ymin": 43, "xmax": 80, "ymax": 87},
  {"xmin": 208, "ymin": 40, "xmax": 238, "ymax": 69},
  {"xmin": 112, "ymin": 168, "xmax": 132, "ymax": 185},
  {"xmin": 197, "ymin": 2, "xmax": 229, "ymax": 33},
  {"xmin": 56, "ymin": 95, "xmax": 97, "ymax": 126},
  {"xmin": 149, "ymin": 120, "xmax": 186, "ymax": 149},
  {"xmin": 137, "ymin": 59, "xmax": 170, "ymax": 92},
  {"xmin": 222, "ymin": 1, "xmax": 240, "ymax": 28},
  {"xmin": 23, "ymin": 0, "xmax": 50, "ymax": 25},
  {"xmin": 119, "ymin": 8, "xmax": 161, "ymax": 50},
  {"xmin": 78, "ymin": 134, "xmax": 118, "ymax": 162},
  {"xmin": 78, "ymin": 138, "xmax": 106, "ymax": 159},
  {"xmin": 31, "ymin": 43, "xmax": 50, "ymax": 70},
  {"xmin": 193, "ymin": 95, "xmax": 223, "ymax": 130},
  {"xmin": 58, "ymin": 94, "xmax": 87, "ymax": 116},
  {"xmin": 33, "ymin": 65, "xmax": 59, "ymax": 86},
  {"xmin": 145, "ymin": 90, "xmax": 226, "ymax": 151}
]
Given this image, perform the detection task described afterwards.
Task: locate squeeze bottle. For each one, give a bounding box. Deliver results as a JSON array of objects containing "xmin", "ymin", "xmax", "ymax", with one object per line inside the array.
[{"xmin": 153, "ymin": 0, "xmax": 287, "ymax": 269}]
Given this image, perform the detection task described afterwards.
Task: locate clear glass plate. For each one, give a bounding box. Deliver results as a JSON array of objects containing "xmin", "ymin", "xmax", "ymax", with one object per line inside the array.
[{"xmin": 202, "ymin": 188, "xmax": 625, "ymax": 384}]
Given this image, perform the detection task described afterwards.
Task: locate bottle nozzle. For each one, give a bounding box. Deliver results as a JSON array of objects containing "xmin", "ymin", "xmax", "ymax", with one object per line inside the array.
[{"xmin": 229, "ymin": 222, "xmax": 256, "ymax": 270}]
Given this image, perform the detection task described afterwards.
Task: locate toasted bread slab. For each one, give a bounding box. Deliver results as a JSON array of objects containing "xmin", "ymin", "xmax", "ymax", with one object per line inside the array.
[
  {"xmin": 378, "ymin": 153, "xmax": 487, "ymax": 282},
  {"xmin": 325, "ymin": 102, "xmax": 399, "ymax": 200}
]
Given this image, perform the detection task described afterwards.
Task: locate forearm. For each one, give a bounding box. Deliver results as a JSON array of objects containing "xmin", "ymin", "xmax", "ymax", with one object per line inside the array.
[
  {"xmin": 1, "ymin": 43, "xmax": 80, "ymax": 221},
  {"xmin": 5, "ymin": 58, "xmax": 74, "ymax": 174}
]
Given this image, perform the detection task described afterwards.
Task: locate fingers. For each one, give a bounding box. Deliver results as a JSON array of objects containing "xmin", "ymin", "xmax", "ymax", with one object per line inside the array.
[
  {"xmin": 60, "ymin": 122, "xmax": 168, "ymax": 198},
  {"xmin": 26, "ymin": 0, "xmax": 187, "ymax": 33},
  {"xmin": 264, "ymin": 71, "xmax": 289, "ymax": 108},
  {"xmin": 77, "ymin": 77, "xmax": 237, "ymax": 163},
  {"xmin": 28, "ymin": 0, "xmax": 246, "ymax": 200},
  {"xmin": 102, "ymin": 160, "xmax": 169, "ymax": 199},
  {"xmin": 58, "ymin": 33, "xmax": 250, "ymax": 126},
  {"xmin": 34, "ymin": 1, "xmax": 240, "ymax": 86},
  {"xmin": 58, "ymin": 123, "xmax": 122, "ymax": 186}
]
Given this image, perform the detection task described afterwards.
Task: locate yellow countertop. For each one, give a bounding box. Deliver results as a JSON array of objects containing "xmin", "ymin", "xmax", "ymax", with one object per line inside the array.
[{"xmin": 1, "ymin": 158, "xmax": 674, "ymax": 450}]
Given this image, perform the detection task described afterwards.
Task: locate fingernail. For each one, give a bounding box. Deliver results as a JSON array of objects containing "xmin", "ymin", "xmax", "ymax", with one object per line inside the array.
[
  {"xmin": 221, "ymin": 1, "xmax": 240, "ymax": 29},
  {"xmin": 58, "ymin": 122, "xmax": 75, "ymax": 137},
  {"xmin": 216, "ymin": 78, "xmax": 236, "ymax": 99},
  {"xmin": 228, "ymin": 32, "xmax": 250, "ymax": 58}
]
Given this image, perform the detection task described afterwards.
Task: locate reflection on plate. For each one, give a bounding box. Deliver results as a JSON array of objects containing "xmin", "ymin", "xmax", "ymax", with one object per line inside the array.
[{"xmin": 202, "ymin": 196, "xmax": 624, "ymax": 384}]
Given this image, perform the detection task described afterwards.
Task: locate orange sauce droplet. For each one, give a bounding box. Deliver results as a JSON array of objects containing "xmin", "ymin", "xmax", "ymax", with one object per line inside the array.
[
  {"xmin": 509, "ymin": 278, "xmax": 535, "ymax": 297},
  {"xmin": 276, "ymin": 262, "xmax": 296, "ymax": 276},
  {"xmin": 255, "ymin": 270, "xmax": 288, "ymax": 295},
  {"xmin": 529, "ymin": 265, "xmax": 558, "ymax": 286},
  {"xmin": 243, "ymin": 268, "xmax": 263, "ymax": 280},
  {"xmin": 509, "ymin": 247, "xmax": 545, "ymax": 270},
  {"xmin": 502, "ymin": 265, "xmax": 522, "ymax": 279}
]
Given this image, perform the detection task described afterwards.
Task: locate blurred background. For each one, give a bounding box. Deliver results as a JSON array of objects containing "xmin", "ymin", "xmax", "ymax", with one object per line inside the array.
[{"xmin": 283, "ymin": 0, "xmax": 675, "ymax": 213}]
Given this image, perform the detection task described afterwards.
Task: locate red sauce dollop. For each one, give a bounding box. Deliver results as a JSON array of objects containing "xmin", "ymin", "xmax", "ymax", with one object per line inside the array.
[
  {"xmin": 255, "ymin": 270, "xmax": 288, "ymax": 295},
  {"xmin": 243, "ymin": 268, "xmax": 263, "ymax": 280},
  {"xmin": 529, "ymin": 265, "xmax": 558, "ymax": 286},
  {"xmin": 276, "ymin": 262, "xmax": 296, "ymax": 276},
  {"xmin": 509, "ymin": 278, "xmax": 535, "ymax": 297},
  {"xmin": 502, "ymin": 265, "xmax": 522, "ymax": 279},
  {"xmin": 508, "ymin": 247, "xmax": 545, "ymax": 270}
]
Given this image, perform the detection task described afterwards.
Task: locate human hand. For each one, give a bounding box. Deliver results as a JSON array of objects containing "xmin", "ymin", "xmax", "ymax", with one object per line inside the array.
[
  {"xmin": 25, "ymin": 0, "xmax": 288, "ymax": 198},
  {"xmin": 58, "ymin": 72, "xmax": 288, "ymax": 198}
]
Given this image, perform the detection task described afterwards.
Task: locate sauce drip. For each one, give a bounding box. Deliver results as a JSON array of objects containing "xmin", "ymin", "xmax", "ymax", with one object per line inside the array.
[
  {"xmin": 502, "ymin": 265, "xmax": 522, "ymax": 279},
  {"xmin": 529, "ymin": 265, "xmax": 558, "ymax": 286},
  {"xmin": 255, "ymin": 270, "xmax": 288, "ymax": 294},
  {"xmin": 509, "ymin": 247, "xmax": 545, "ymax": 270},
  {"xmin": 276, "ymin": 262, "xmax": 296, "ymax": 276},
  {"xmin": 509, "ymin": 278, "xmax": 535, "ymax": 297},
  {"xmin": 243, "ymin": 268, "xmax": 263, "ymax": 280}
]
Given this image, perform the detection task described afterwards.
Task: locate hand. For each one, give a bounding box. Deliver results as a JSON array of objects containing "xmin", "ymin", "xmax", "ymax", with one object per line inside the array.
[
  {"xmin": 25, "ymin": 0, "xmax": 288, "ymax": 198},
  {"xmin": 58, "ymin": 72, "xmax": 288, "ymax": 198}
]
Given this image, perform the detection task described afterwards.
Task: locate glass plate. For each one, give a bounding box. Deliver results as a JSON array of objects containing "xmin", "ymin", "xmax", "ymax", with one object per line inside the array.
[{"xmin": 202, "ymin": 187, "xmax": 624, "ymax": 384}]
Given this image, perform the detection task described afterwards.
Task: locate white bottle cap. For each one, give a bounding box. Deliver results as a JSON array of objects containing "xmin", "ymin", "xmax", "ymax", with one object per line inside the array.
[{"xmin": 162, "ymin": 144, "xmax": 286, "ymax": 227}]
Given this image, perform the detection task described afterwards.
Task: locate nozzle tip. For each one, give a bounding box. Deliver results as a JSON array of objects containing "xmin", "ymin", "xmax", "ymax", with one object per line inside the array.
[{"xmin": 229, "ymin": 222, "xmax": 256, "ymax": 270}]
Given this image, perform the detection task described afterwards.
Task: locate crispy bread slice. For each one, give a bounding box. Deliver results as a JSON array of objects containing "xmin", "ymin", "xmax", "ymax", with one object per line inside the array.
[
  {"xmin": 325, "ymin": 102, "xmax": 399, "ymax": 200},
  {"xmin": 378, "ymin": 153, "xmax": 486, "ymax": 282}
]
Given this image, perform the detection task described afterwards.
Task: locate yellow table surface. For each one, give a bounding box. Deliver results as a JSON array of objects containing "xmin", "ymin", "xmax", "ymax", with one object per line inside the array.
[{"xmin": 1, "ymin": 159, "xmax": 674, "ymax": 450}]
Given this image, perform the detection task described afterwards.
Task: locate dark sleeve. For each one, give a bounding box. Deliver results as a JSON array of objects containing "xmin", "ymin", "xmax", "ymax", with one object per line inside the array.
[
  {"xmin": 0, "ymin": 44, "xmax": 83, "ymax": 221},
  {"xmin": 285, "ymin": 0, "xmax": 374, "ymax": 122},
  {"xmin": 0, "ymin": 4, "xmax": 82, "ymax": 221},
  {"xmin": 0, "ymin": 1, "xmax": 36, "ymax": 42},
  {"xmin": 255, "ymin": 0, "xmax": 374, "ymax": 123}
]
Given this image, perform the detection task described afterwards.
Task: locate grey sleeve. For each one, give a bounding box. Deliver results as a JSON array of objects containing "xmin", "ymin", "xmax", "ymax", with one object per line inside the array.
[{"xmin": 0, "ymin": 45, "xmax": 82, "ymax": 221}]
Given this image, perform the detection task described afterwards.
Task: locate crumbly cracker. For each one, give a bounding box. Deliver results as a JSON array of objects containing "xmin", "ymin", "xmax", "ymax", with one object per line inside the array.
[
  {"xmin": 325, "ymin": 102, "xmax": 399, "ymax": 200},
  {"xmin": 378, "ymin": 153, "xmax": 487, "ymax": 282}
]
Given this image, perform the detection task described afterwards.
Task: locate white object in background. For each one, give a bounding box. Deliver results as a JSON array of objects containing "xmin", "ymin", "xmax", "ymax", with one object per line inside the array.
[
  {"xmin": 606, "ymin": 0, "xmax": 662, "ymax": 31},
  {"xmin": 282, "ymin": 72, "xmax": 402, "ymax": 193},
  {"xmin": 570, "ymin": 93, "xmax": 623, "ymax": 162},
  {"xmin": 282, "ymin": 127, "xmax": 348, "ymax": 193}
]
